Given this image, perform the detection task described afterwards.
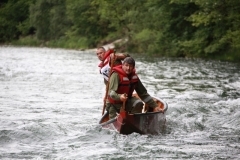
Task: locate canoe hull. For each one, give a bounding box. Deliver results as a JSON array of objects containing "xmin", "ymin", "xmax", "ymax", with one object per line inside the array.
[
  {"xmin": 99, "ymin": 96, "xmax": 168, "ymax": 135},
  {"xmin": 119, "ymin": 111, "xmax": 166, "ymax": 134}
]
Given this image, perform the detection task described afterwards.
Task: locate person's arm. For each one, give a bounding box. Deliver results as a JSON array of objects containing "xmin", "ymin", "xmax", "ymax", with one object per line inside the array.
[
  {"xmin": 108, "ymin": 72, "xmax": 121, "ymax": 101},
  {"xmin": 110, "ymin": 53, "xmax": 130, "ymax": 66},
  {"xmin": 115, "ymin": 53, "xmax": 130, "ymax": 60},
  {"xmin": 135, "ymin": 79, "xmax": 158, "ymax": 109},
  {"xmin": 108, "ymin": 73, "xmax": 127, "ymax": 102}
]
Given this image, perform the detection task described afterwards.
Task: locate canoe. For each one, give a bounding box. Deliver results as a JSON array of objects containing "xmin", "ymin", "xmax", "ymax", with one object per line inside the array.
[{"xmin": 99, "ymin": 94, "xmax": 168, "ymax": 135}]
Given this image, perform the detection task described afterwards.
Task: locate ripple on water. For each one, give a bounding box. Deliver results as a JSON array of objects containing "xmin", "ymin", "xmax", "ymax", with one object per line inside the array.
[{"xmin": 0, "ymin": 47, "xmax": 240, "ymax": 159}]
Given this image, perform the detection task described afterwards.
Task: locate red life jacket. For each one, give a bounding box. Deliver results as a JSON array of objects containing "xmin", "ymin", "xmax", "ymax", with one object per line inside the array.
[
  {"xmin": 108, "ymin": 65, "xmax": 138, "ymax": 104},
  {"xmin": 98, "ymin": 56, "xmax": 110, "ymax": 70},
  {"xmin": 98, "ymin": 49, "xmax": 114, "ymax": 69}
]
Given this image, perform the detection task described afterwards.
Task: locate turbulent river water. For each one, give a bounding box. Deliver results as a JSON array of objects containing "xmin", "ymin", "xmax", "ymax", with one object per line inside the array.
[{"xmin": 0, "ymin": 46, "xmax": 239, "ymax": 159}]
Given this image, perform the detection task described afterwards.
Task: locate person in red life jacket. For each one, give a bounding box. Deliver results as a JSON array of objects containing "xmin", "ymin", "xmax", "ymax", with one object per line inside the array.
[
  {"xmin": 96, "ymin": 46, "xmax": 129, "ymax": 85},
  {"xmin": 106, "ymin": 57, "xmax": 162, "ymax": 119}
]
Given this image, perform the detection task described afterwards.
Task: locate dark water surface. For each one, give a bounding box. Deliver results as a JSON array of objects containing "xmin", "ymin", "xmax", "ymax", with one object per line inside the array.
[{"xmin": 0, "ymin": 46, "xmax": 239, "ymax": 159}]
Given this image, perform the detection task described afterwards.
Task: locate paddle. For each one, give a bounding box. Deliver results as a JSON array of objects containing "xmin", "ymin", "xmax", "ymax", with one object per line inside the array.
[
  {"xmin": 101, "ymin": 50, "xmax": 116, "ymax": 115},
  {"xmin": 120, "ymin": 93, "xmax": 127, "ymax": 112}
]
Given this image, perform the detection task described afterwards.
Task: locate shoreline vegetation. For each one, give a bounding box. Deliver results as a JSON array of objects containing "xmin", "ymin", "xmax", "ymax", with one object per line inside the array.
[
  {"xmin": 1, "ymin": 0, "xmax": 240, "ymax": 62},
  {"xmin": 4, "ymin": 36, "xmax": 239, "ymax": 62}
]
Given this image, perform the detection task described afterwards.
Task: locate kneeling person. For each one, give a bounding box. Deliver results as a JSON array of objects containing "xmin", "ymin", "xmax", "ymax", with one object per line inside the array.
[{"xmin": 106, "ymin": 57, "xmax": 161, "ymax": 119}]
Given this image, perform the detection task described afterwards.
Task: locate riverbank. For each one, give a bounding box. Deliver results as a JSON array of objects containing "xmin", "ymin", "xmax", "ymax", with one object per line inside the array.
[
  {"xmin": 4, "ymin": 36, "xmax": 120, "ymax": 52},
  {"xmin": 6, "ymin": 36, "xmax": 115, "ymax": 51},
  {"xmin": 2, "ymin": 36, "xmax": 240, "ymax": 62}
]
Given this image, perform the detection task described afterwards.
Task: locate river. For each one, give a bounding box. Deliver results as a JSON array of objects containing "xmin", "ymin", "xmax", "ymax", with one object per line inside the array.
[{"xmin": 0, "ymin": 46, "xmax": 239, "ymax": 159}]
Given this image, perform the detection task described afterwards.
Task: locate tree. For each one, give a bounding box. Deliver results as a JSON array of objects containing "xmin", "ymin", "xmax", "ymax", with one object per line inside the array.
[
  {"xmin": 0, "ymin": 0, "xmax": 33, "ymax": 42},
  {"xmin": 30, "ymin": 0, "xmax": 71, "ymax": 41},
  {"xmin": 65, "ymin": 0, "xmax": 113, "ymax": 47},
  {"xmin": 174, "ymin": 0, "xmax": 240, "ymax": 58}
]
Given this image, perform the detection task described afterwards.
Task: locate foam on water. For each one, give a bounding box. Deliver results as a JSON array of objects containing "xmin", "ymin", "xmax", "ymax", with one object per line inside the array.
[{"xmin": 0, "ymin": 46, "xmax": 239, "ymax": 159}]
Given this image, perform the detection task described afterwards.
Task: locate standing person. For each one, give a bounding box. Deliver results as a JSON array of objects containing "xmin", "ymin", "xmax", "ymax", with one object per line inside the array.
[
  {"xmin": 106, "ymin": 57, "xmax": 162, "ymax": 119},
  {"xmin": 96, "ymin": 47, "xmax": 129, "ymax": 85}
]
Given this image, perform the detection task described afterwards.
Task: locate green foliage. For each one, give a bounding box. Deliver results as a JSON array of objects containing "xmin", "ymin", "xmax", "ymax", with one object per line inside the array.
[
  {"xmin": 131, "ymin": 29, "xmax": 156, "ymax": 53},
  {"xmin": 47, "ymin": 36, "xmax": 88, "ymax": 49},
  {"xmin": 30, "ymin": 0, "xmax": 51, "ymax": 40},
  {"xmin": 66, "ymin": 0, "xmax": 113, "ymax": 47},
  {"xmin": 1, "ymin": 0, "xmax": 240, "ymax": 61},
  {"xmin": 0, "ymin": 0, "xmax": 33, "ymax": 42},
  {"xmin": 30, "ymin": 0, "xmax": 71, "ymax": 41},
  {"xmin": 11, "ymin": 36, "xmax": 42, "ymax": 46},
  {"xmin": 183, "ymin": 0, "xmax": 240, "ymax": 58}
]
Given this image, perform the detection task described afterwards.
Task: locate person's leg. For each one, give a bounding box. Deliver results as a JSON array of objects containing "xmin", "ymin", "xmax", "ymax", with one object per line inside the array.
[
  {"xmin": 126, "ymin": 97, "xmax": 143, "ymax": 114},
  {"xmin": 108, "ymin": 106, "xmax": 117, "ymax": 119},
  {"xmin": 108, "ymin": 104, "xmax": 121, "ymax": 119}
]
